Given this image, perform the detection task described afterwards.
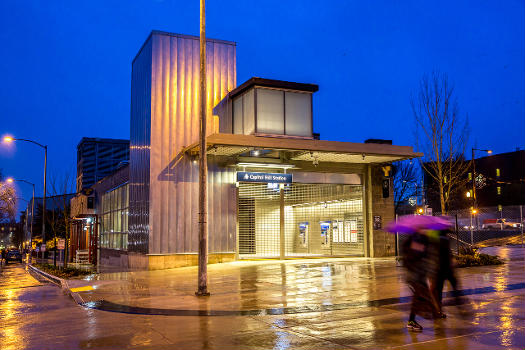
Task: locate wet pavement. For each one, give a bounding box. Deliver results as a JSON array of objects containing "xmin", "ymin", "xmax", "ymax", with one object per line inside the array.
[{"xmin": 1, "ymin": 246, "xmax": 524, "ymax": 349}]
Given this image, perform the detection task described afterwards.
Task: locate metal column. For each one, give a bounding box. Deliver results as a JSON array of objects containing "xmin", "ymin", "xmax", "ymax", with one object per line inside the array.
[{"xmin": 279, "ymin": 184, "xmax": 285, "ymax": 259}]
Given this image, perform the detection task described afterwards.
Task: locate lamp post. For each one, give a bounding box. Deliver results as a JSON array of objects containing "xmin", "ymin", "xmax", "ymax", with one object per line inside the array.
[
  {"xmin": 471, "ymin": 148, "xmax": 492, "ymax": 209},
  {"xmin": 6, "ymin": 178, "xmax": 35, "ymax": 254},
  {"xmin": 3, "ymin": 136, "xmax": 47, "ymax": 260},
  {"xmin": 196, "ymin": 0, "xmax": 210, "ymax": 296}
]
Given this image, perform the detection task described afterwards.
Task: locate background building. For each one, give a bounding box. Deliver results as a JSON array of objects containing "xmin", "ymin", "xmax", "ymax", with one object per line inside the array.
[
  {"xmin": 0, "ymin": 222, "xmax": 22, "ymax": 249},
  {"xmin": 76, "ymin": 137, "xmax": 129, "ymax": 192},
  {"xmin": 474, "ymin": 150, "xmax": 525, "ymax": 208},
  {"xmin": 423, "ymin": 149, "xmax": 525, "ymax": 212}
]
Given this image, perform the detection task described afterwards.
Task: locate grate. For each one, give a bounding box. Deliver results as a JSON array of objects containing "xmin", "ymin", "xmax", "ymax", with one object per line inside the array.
[{"xmin": 238, "ymin": 182, "xmax": 364, "ymax": 258}]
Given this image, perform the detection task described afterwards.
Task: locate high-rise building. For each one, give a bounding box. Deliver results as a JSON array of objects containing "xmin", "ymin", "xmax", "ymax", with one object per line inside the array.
[{"xmin": 76, "ymin": 137, "xmax": 129, "ymax": 192}]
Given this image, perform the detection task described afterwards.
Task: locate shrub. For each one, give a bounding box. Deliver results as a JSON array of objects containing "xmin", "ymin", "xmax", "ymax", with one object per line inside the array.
[
  {"xmin": 455, "ymin": 248, "xmax": 504, "ymax": 268},
  {"xmin": 33, "ymin": 263, "xmax": 92, "ymax": 279}
]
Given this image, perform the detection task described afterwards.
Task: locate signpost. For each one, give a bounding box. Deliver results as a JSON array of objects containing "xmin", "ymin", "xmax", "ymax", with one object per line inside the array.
[{"xmin": 57, "ymin": 239, "xmax": 65, "ymax": 250}]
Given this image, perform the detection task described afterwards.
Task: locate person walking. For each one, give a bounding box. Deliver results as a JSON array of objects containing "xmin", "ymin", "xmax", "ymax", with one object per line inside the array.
[
  {"xmin": 435, "ymin": 229, "xmax": 460, "ymax": 315},
  {"xmin": 402, "ymin": 231, "xmax": 440, "ymax": 332}
]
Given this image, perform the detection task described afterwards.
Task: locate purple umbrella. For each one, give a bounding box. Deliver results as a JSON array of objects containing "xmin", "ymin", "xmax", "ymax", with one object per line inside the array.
[{"xmin": 385, "ymin": 215, "xmax": 452, "ymax": 234}]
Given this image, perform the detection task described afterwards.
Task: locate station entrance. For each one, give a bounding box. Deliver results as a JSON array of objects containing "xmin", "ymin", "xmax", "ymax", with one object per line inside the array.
[{"xmin": 238, "ymin": 182, "xmax": 364, "ymax": 258}]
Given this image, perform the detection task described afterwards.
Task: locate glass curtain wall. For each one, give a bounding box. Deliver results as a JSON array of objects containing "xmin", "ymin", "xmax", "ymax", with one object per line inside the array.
[{"xmin": 100, "ymin": 184, "xmax": 129, "ymax": 250}]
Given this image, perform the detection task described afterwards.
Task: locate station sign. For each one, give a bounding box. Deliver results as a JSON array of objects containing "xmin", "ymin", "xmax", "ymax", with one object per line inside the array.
[{"xmin": 237, "ymin": 172, "xmax": 292, "ymax": 184}]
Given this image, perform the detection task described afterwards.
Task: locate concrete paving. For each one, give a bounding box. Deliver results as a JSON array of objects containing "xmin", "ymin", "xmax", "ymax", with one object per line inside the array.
[{"xmin": 1, "ymin": 246, "xmax": 524, "ymax": 349}]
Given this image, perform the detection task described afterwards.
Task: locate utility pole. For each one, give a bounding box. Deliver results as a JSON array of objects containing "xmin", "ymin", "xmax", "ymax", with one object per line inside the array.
[
  {"xmin": 196, "ymin": 0, "xmax": 209, "ymax": 296},
  {"xmin": 42, "ymin": 145, "xmax": 47, "ymax": 261}
]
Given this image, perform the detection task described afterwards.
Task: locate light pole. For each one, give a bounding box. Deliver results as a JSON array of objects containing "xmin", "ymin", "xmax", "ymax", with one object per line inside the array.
[
  {"xmin": 471, "ymin": 148, "xmax": 492, "ymax": 209},
  {"xmin": 196, "ymin": 0, "xmax": 210, "ymax": 296},
  {"xmin": 6, "ymin": 178, "xmax": 35, "ymax": 256},
  {"xmin": 3, "ymin": 136, "xmax": 48, "ymax": 259},
  {"xmin": 470, "ymin": 208, "xmax": 477, "ymax": 245}
]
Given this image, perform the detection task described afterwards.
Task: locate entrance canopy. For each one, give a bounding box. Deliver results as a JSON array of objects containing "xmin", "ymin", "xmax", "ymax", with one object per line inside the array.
[{"xmin": 185, "ymin": 133, "xmax": 421, "ymax": 164}]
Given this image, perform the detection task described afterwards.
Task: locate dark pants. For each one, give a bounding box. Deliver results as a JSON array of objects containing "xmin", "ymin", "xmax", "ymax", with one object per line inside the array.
[{"xmin": 435, "ymin": 269, "xmax": 458, "ymax": 307}]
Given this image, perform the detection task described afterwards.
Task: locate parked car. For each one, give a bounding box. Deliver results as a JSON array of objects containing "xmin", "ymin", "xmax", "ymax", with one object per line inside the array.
[
  {"xmin": 5, "ymin": 249, "xmax": 23, "ymax": 264},
  {"xmin": 482, "ymin": 218, "xmax": 522, "ymax": 229}
]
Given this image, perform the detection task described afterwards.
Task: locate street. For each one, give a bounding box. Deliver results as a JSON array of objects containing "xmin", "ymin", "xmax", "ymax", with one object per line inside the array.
[{"xmin": 0, "ymin": 247, "xmax": 523, "ymax": 350}]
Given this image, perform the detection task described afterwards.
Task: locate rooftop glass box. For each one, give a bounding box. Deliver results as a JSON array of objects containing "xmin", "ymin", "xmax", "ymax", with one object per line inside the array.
[{"xmin": 214, "ymin": 78, "xmax": 319, "ymax": 139}]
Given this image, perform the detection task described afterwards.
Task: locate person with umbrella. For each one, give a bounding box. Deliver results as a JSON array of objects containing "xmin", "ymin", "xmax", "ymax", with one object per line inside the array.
[{"xmin": 386, "ymin": 215, "xmax": 450, "ymax": 331}]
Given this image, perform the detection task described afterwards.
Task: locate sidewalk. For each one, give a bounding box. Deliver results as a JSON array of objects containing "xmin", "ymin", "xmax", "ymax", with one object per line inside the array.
[{"xmin": 70, "ymin": 246, "xmax": 524, "ymax": 349}]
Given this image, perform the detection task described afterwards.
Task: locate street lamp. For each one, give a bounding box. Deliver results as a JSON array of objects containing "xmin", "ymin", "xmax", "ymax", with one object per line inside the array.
[
  {"xmin": 471, "ymin": 148, "xmax": 492, "ymax": 209},
  {"xmin": 6, "ymin": 178, "xmax": 35, "ymax": 254},
  {"xmin": 3, "ymin": 136, "xmax": 48, "ymax": 259}
]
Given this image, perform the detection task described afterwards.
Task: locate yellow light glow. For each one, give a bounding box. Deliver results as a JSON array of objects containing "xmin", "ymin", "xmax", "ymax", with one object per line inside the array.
[
  {"xmin": 487, "ymin": 150, "xmax": 492, "ymax": 154},
  {"xmin": 472, "ymin": 209, "xmax": 478, "ymax": 214},
  {"xmin": 418, "ymin": 208, "xmax": 424, "ymax": 214},
  {"xmin": 3, "ymin": 136, "xmax": 13, "ymax": 143},
  {"xmin": 466, "ymin": 191, "xmax": 471, "ymax": 198},
  {"xmin": 6, "ymin": 177, "xmax": 14, "ymax": 183}
]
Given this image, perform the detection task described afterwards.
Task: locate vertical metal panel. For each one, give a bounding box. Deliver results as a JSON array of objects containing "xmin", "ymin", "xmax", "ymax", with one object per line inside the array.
[
  {"xmin": 146, "ymin": 32, "xmax": 236, "ymax": 255},
  {"xmin": 129, "ymin": 37, "xmax": 152, "ymax": 254}
]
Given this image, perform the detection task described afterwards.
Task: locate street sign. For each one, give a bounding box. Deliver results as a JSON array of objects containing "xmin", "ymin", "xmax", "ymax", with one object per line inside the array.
[
  {"xmin": 237, "ymin": 172, "xmax": 292, "ymax": 184},
  {"xmin": 57, "ymin": 239, "xmax": 65, "ymax": 250},
  {"xmin": 41, "ymin": 244, "xmax": 46, "ymax": 252}
]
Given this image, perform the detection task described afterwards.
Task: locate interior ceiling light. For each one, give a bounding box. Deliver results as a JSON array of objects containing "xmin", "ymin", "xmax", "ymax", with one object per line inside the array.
[{"xmin": 236, "ymin": 162, "xmax": 295, "ymax": 169}]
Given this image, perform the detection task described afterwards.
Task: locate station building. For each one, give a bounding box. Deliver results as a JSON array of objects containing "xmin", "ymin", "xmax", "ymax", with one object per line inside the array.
[{"xmin": 71, "ymin": 31, "xmax": 420, "ymax": 270}]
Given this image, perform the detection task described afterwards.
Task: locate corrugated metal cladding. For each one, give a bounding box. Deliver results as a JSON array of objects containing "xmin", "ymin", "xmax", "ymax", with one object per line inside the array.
[
  {"xmin": 130, "ymin": 31, "xmax": 237, "ymax": 255},
  {"xmin": 129, "ymin": 37, "xmax": 152, "ymax": 254}
]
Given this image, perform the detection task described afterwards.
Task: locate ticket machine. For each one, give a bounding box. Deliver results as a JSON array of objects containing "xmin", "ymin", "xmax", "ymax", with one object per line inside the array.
[
  {"xmin": 298, "ymin": 222, "xmax": 309, "ymax": 247},
  {"xmin": 320, "ymin": 221, "xmax": 331, "ymax": 246}
]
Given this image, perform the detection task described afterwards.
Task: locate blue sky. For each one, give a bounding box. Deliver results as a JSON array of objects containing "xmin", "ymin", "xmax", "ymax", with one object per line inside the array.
[{"xmin": 0, "ymin": 0, "xmax": 523, "ymax": 213}]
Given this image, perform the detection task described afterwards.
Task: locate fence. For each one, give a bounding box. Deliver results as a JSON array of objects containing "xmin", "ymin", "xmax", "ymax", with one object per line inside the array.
[{"xmin": 395, "ymin": 205, "xmax": 524, "ymax": 256}]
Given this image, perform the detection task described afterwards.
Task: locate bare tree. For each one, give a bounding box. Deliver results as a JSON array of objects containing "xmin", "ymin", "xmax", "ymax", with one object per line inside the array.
[
  {"xmin": 412, "ymin": 71, "xmax": 470, "ymax": 214},
  {"xmin": 0, "ymin": 171, "xmax": 16, "ymax": 222},
  {"xmin": 392, "ymin": 160, "xmax": 418, "ymax": 214},
  {"xmin": 47, "ymin": 172, "xmax": 75, "ymax": 266}
]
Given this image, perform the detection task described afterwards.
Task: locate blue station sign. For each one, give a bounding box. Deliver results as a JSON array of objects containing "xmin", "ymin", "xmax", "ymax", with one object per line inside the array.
[{"xmin": 237, "ymin": 172, "xmax": 292, "ymax": 184}]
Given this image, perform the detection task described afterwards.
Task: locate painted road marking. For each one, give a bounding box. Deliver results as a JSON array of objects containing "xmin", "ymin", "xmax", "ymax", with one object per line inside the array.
[{"xmin": 70, "ymin": 285, "xmax": 94, "ymax": 293}]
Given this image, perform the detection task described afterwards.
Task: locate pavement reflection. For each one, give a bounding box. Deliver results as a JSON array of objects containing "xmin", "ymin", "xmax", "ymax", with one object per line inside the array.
[{"xmin": 0, "ymin": 246, "xmax": 523, "ymax": 350}]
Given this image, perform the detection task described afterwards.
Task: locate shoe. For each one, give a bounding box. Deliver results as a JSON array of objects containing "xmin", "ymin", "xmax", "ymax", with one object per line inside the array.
[{"xmin": 407, "ymin": 320, "xmax": 423, "ymax": 332}]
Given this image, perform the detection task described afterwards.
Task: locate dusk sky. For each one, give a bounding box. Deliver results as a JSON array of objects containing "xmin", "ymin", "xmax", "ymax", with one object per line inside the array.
[{"xmin": 1, "ymin": 0, "xmax": 523, "ymax": 212}]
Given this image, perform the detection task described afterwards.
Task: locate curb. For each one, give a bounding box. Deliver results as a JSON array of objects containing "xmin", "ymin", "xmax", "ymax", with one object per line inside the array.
[{"xmin": 27, "ymin": 264, "xmax": 85, "ymax": 305}]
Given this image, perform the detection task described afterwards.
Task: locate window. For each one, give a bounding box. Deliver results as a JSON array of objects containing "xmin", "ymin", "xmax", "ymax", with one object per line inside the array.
[
  {"xmin": 497, "ymin": 186, "xmax": 501, "ymax": 195},
  {"xmin": 257, "ymin": 89, "xmax": 284, "ymax": 134},
  {"xmin": 233, "ymin": 96, "xmax": 243, "ymax": 134},
  {"xmin": 468, "ymin": 172, "xmax": 472, "ymax": 181},
  {"xmin": 496, "ymin": 168, "xmax": 500, "ymax": 177},
  {"xmin": 285, "ymin": 92, "xmax": 312, "ymax": 137},
  {"xmin": 233, "ymin": 88, "xmax": 255, "ymax": 135},
  {"xmin": 243, "ymin": 89, "xmax": 255, "ymax": 134},
  {"xmin": 100, "ymin": 184, "xmax": 129, "ymax": 250}
]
